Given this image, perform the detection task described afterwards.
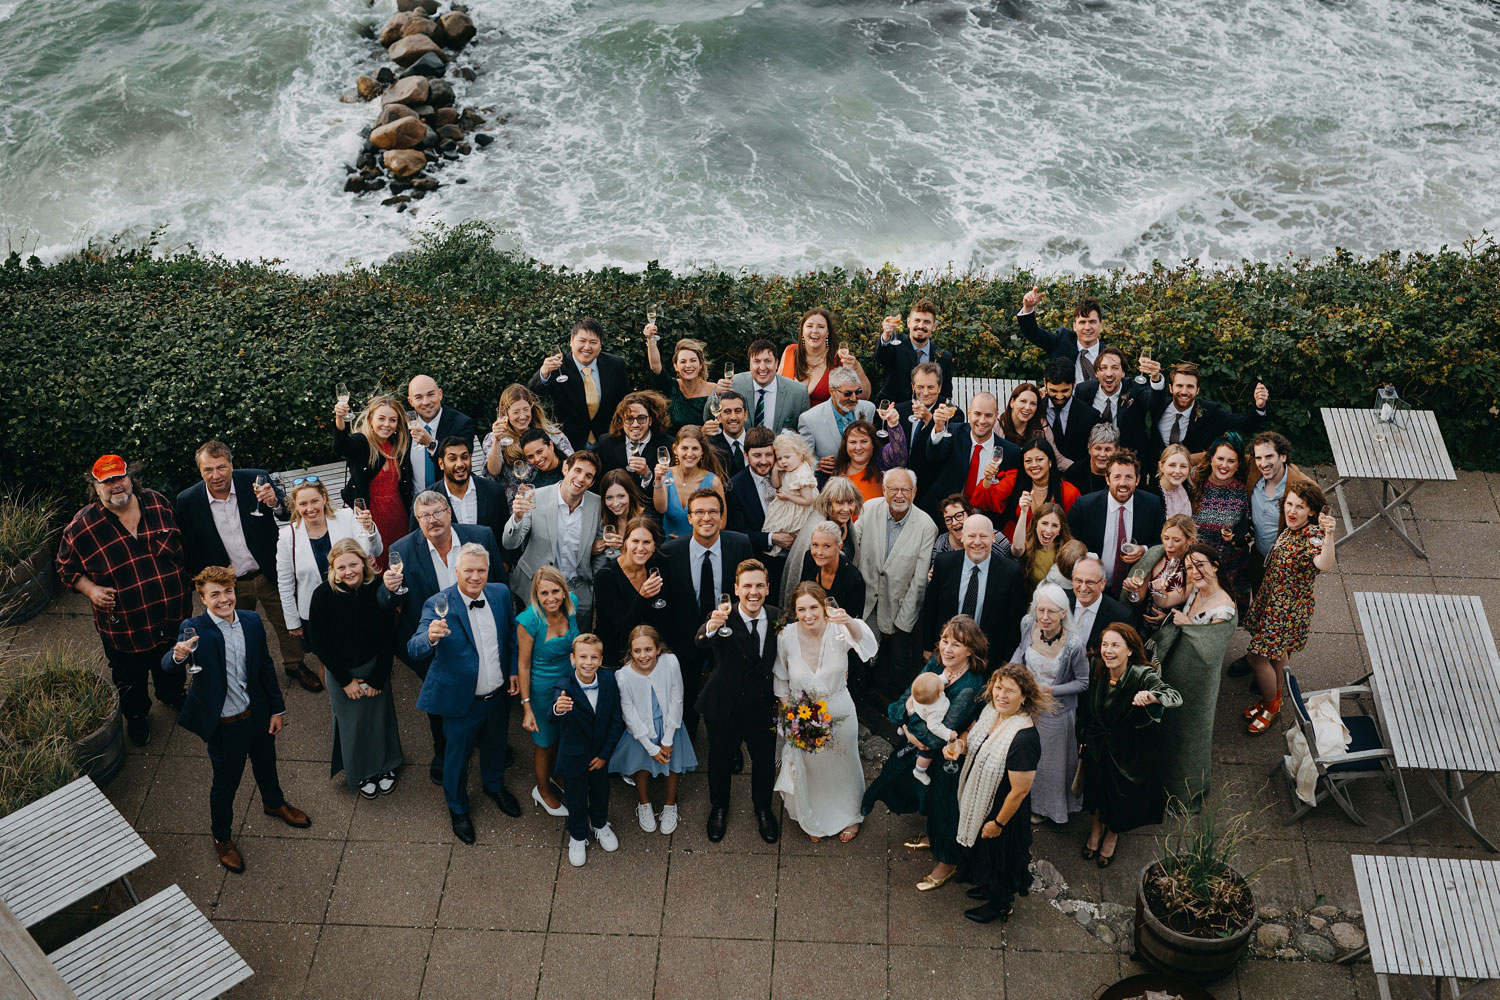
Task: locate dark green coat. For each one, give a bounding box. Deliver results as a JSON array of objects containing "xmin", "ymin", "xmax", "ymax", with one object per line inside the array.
[{"xmin": 1077, "ymin": 661, "xmax": 1182, "ymax": 833}]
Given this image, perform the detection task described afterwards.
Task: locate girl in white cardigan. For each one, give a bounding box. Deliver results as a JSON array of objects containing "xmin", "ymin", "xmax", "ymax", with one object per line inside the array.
[
  {"xmin": 276, "ymin": 478, "xmax": 382, "ymax": 680},
  {"xmin": 607, "ymin": 625, "xmax": 697, "ymax": 834}
]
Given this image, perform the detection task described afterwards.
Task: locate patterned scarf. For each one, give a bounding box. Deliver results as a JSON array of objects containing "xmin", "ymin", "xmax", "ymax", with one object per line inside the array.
[{"xmin": 955, "ymin": 705, "xmax": 1034, "ymax": 848}]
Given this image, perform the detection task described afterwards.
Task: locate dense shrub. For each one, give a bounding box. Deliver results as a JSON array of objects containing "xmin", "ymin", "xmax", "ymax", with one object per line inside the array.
[{"xmin": 3, "ymin": 223, "xmax": 1498, "ymax": 503}]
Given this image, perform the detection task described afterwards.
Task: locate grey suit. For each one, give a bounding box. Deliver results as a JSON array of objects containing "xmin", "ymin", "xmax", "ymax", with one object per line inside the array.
[
  {"xmin": 706, "ymin": 374, "xmax": 809, "ymax": 433},
  {"xmin": 500, "ymin": 484, "xmax": 603, "ymax": 626},
  {"xmin": 851, "ymin": 498, "xmax": 939, "ymax": 636},
  {"xmin": 798, "ymin": 400, "xmax": 877, "ymax": 458}
]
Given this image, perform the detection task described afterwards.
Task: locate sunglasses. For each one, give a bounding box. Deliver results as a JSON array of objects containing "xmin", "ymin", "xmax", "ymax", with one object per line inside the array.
[{"xmin": 292, "ymin": 476, "xmax": 320, "ymax": 486}]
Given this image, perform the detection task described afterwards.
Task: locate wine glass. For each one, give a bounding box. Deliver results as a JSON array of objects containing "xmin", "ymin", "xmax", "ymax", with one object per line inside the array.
[
  {"xmin": 709, "ymin": 394, "xmax": 723, "ymax": 420},
  {"xmin": 388, "ymin": 549, "xmax": 408, "ymax": 595},
  {"xmin": 603, "ymin": 525, "xmax": 621, "ymax": 560},
  {"xmin": 657, "ymin": 446, "xmax": 672, "ymax": 484},
  {"xmin": 181, "ymin": 626, "xmax": 201, "ymax": 675},
  {"xmin": 648, "ymin": 567, "xmax": 667, "ymax": 610},
  {"xmin": 647, "ymin": 304, "xmax": 659, "ymax": 331},
  {"xmin": 875, "ymin": 397, "xmax": 891, "ymax": 438},
  {"xmin": 336, "ymin": 382, "xmax": 350, "ymax": 407},
  {"xmin": 434, "ymin": 593, "xmax": 449, "ymax": 619},
  {"xmin": 825, "ymin": 596, "xmax": 848, "ymax": 641},
  {"xmin": 353, "ymin": 497, "xmax": 371, "ymax": 536},
  {"xmin": 250, "ymin": 473, "xmax": 270, "ymax": 517},
  {"xmin": 1120, "ymin": 536, "xmax": 1140, "ymax": 559},
  {"xmin": 553, "ymin": 344, "xmax": 569, "ymax": 383},
  {"xmin": 1135, "ymin": 347, "xmax": 1153, "ymax": 385},
  {"xmin": 716, "ymin": 593, "xmax": 734, "ymax": 637},
  {"xmin": 724, "ymin": 361, "xmax": 735, "ymax": 381}
]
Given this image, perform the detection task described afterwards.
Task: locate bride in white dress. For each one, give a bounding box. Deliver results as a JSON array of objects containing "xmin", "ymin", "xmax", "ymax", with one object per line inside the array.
[{"xmin": 773, "ymin": 581, "xmax": 879, "ymax": 842}]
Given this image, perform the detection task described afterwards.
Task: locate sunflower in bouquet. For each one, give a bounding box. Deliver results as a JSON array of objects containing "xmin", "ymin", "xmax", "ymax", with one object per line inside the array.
[{"xmin": 777, "ymin": 692, "xmax": 835, "ymax": 752}]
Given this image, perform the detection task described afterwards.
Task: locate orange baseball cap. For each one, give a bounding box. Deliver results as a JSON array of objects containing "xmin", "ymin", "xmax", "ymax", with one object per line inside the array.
[{"xmin": 91, "ymin": 455, "xmax": 129, "ymax": 481}]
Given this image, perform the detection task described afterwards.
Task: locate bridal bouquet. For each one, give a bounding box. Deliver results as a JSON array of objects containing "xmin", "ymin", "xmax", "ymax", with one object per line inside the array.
[{"xmin": 776, "ymin": 693, "xmax": 835, "ymax": 753}]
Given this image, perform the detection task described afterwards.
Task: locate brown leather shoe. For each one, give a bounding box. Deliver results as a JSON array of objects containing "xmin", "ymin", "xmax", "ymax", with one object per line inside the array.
[
  {"xmin": 286, "ymin": 663, "xmax": 324, "ymax": 693},
  {"xmin": 262, "ymin": 803, "xmax": 312, "ymax": 828},
  {"xmin": 215, "ymin": 839, "xmax": 245, "ymax": 873}
]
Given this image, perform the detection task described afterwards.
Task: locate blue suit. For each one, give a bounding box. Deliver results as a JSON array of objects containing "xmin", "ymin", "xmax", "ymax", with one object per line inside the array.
[
  {"xmin": 551, "ymin": 668, "xmax": 625, "ymax": 841},
  {"xmin": 162, "ymin": 610, "xmax": 287, "ymax": 841},
  {"xmin": 407, "ymin": 583, "xmax": 517, "ymax": 814}
]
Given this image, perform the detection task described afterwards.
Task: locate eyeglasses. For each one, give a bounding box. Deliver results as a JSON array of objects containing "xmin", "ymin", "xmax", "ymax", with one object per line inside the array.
[
  {"xmin": 885, "ymin": 487, "xmax": 914, "ymax": 496},
  {"xmin": 292, "ymin": 476, "xmax": 320, "ymax": 486},
  {"xmin": 623, "ymin": 414, "xmax": 650, "ymax": 424},
  {"xmin": 943, "ymin": 512, "xmax": 967, "ymax": 524},
  {"xmin": 416, "ymin": 510, "xmax": 451, "ymax": 523}
]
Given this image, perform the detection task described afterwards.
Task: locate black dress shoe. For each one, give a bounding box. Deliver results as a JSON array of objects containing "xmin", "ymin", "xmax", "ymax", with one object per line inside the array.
[
  {"xmin": 486, "ymin": 787, "xmax": 522, "ymax": 818},
  {"xmin": 706, "ymin": 807, "xmax": 728, "ymax": 842},
  {"xmin": 126, "ymin": 716, "xmax": 151, "ymax": 747},
  {"xmin": 450, "ymin": 810, "xmax": 476, "ymax": 844},
  {"xmin": 966, "ymin": 886, "xmax": 988, "ymax": 900},
  {"xmin": 429, "ymin": 754, "xmax": 444, "ymax": 785},
  {"xmin": 964, "ymin": 901, "xmax": 1012, "ymax": 924},
  {"xmin": 731, "ymin": 750, "xmax": 745, "ymax": 775},
  {"xmin": 755, "ymin": 807, "xmax": 780, "ymax": 844}
]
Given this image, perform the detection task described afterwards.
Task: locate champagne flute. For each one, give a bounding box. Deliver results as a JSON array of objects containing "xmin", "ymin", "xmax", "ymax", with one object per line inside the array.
[
  {"xmin": 181, "ymin": 626, "xmax": 201, "ymax": 675},
  {"xmin": 336, "ymin": 382, "xmax": 350, "ymax": 407},
  {"xmin": 434, "ymin": 592, "xmax": 449, "ymax": 619},
  {"xmin": 553, "ymin": 344, "xmax": 569, "ymax": 383},
  {"xmin": 709, "ymin": 394, "xmax": 723, "ymax": 420},
  {"xmin": 1135, "ymin": 346, "xmax": 1153, "ymax": 385},
  {"xmin": 250, "ymin": 473, "xmax": 270, "ymax": 517},
  {"xmin": 646, "ymin": 304, "xmax": 659, "ymax": 338},
  {"xmin": 724, "ymin": 361, "xmax": 735, "ymax": 381},
  {"xmin": 388, "ymin": 549, "xmax": 408, "ymax": 595},
  {"xmin": 825, "ymin": 595, "xmax": 849, "ymax": 641},
  {"xmin": 657, "ymin": 445, "xmax": 672, "ymax": 484},
  {"xmin": 875, "ymin": 397, "xmax": 891, "ymax": 438},
  {"xmin": 648, "ymin": 567, "xmax": 667, "ymax": 610},
  {"xmin": 603, "ymin": 525, "xmax": 621, "ymax": 560},
  {"xmin": 353, "ymin": 497, "xmax": 371, "ymax": 536},
  {"xmin": 716, "ymin": 593, "xmax": 734, "ymax": 637}
]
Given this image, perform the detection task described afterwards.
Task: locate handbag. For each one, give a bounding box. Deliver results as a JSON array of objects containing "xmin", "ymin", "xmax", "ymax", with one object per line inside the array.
[{"xmin": 1070, "ymin": 760, "xmax": 1085, "ymax": 798}]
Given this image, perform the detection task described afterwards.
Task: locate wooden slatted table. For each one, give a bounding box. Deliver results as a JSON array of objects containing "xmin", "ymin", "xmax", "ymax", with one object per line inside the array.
[
  {"xmin": 1355, "ymin": 592, "xmax": 1500, "ymax": 851},
  {"xmin": 0, "ymin": 776, "xmax": 154, "ymax": 927},
  {"xmin": 949, "ymin": 376, "xmax": 1029, "ymax": 413},
  {"xmin": 1320, "ymin": 407, "xmax": 1455, "ymax": 558},
  {"xmin": 1350, "ymin": 854, "xmax": 1500, "ymax": 999},
  {"xmin": 48, "ymin": 885, "xmax": 252, "ymax": 1000},
  {"xmin": 1, "ymin": 900, "xmax": 78, "ymax": 1000}
]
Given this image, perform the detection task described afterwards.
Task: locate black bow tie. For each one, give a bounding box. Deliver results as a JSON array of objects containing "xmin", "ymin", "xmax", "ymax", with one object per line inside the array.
[{"xmin": 468, "ymin": 599, "xmax": 486, "ymax": 610}]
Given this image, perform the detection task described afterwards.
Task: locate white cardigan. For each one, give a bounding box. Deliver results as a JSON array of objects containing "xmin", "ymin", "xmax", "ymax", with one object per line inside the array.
[
  {"xmin": 615, "ymin": 654, "xmax": 685, "ymax": 758},
  {"xmin": 276, "ymin": 508, "xmax": 383, "ymax": 630}
]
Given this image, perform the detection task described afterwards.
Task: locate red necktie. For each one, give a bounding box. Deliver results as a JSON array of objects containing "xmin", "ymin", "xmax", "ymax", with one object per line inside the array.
[
  {"xmin": 1111, "ymin": 504, "xmax": 1128, "ymax": 583},
  {"xmin": 967, "ymin": 443, "xmax": 983, "ymax": 492}
]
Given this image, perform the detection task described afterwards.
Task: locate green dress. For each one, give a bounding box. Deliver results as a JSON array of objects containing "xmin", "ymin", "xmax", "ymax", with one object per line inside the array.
[
  {"xmin": 518, "ymin": 602, "xmax": 580, "ymax": 748},
  {"xmin": 1149, "ymin": 597, "xmax": 1238, "ymax": 812},
  {"xmin": 654, "ymin": 372, "xmax": 711, "ymax": 431},
  {"xmin": 1078, "ymin": 661, "xmax": 1182, "ymax": 833}
]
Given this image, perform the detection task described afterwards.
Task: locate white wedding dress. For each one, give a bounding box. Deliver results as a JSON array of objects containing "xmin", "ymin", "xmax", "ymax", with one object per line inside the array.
[{"xmin": 773, "ymin": 619, "xmax": 878, "ymax": 837}]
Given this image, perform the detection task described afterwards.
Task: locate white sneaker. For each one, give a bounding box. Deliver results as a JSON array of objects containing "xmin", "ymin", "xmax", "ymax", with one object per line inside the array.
[
  {"xmin": 636, "ymin": 804, "xmax": 657, "ymax": 832},
  {"xmin": 658, "ymin": 804, "xmax": 679, "ymax": 834},
  {"xmin": 621, "ymin": 774, "xmax": 636, "ymax": 787},
  {"xmin": 913, "ymin": 767, "xmax": 931, "ymax": 786},
  {"xmin": 593, "ymin": 823, "xmax": 619, "ymax": 852},
  {"xmin": 568, "ymin": 837, "xmax": 587, "ymax": 867},
  {"xmin": 377, "ymin": 772, "xmax": 396, "ymax": 795}
]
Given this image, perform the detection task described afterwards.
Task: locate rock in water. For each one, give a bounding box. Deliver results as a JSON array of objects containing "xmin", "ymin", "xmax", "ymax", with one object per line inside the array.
[
  {"xmin": 375, "ymin": 66, "xmax": 396, "ymax": 85},
  {"xmin": 374, "ymin": 103, "xmax": 418, "ymax": 127},
  {"xmin": 344, "ymin": 176, "xmax": 368, "ymax": 193},
  {"xmin": 399, "ymin": 52, "xmax": 447, "ymax": 79},
  {"xmin": 379, "ymin": 12, "xmax": 414, "ymax": 46},
  {"xmin": 388, "ymin": 34, "xmax": 445, "ymax": 68},
  {"xmin": 396, "ymin": 0, "xmax": 438, "ymax": 12},
  {"xmin": 411, "ymin": 176, "xmax": 440, "ymax": 191},
  {"xmin": 426, "ymin": 80, "xmax": 455, "ymax": 108},
  {"xmin": 370, "ymin": 116, "xmax": 428, "ymax": 150},
  {"xmin": 381, "ymin": 76, "xmax": 429, "ymax": 107},
  {"xmin": 400, "ymin": 16, "xmax": 439, "ymax": 38},
  {"xmin": 436, "ymin": 124, "xmax": 464, "ymax": 141},
  {"xmin": 457, "ymin": 66, "xmax": 476, "ymax": 81},
  {"xmin": 383, "ymin": 149, "xmax": 428, "ymax": 178},
  {"xmin": 356, "ymin": 75, "xmax": 382, "ymax": 100},
  {"xmin": 473, "ymin": 132, "xmax": 494, "ymax": 146},
  {"xmin": 430, "ymin": 107, "xmax": 459, "ymax": 127},
  {"xmin": 438, "ymin": 11, "xmax": 476, "ymax": 48}
]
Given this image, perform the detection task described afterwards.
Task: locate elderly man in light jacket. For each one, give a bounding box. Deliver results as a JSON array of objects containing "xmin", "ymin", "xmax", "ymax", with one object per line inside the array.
[{"xmin": 852, "ymin": 467, "xmax": 938, "ymax": 700}]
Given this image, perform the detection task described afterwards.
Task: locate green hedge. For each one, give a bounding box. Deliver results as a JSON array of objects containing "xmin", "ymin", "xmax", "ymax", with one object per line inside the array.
[{"xmin": 3, "ymin": 223, "xmax": 1498, "ymax": 502}]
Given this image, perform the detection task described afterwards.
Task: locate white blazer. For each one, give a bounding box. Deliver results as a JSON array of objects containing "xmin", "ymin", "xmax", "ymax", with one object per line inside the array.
[
  {"xmin": 276, "ymin": 508, "xmax": 383, "ymax": 630},
  {"xmin": 852, "ymin": 498, "xmax": 938, "ymax": 635}
]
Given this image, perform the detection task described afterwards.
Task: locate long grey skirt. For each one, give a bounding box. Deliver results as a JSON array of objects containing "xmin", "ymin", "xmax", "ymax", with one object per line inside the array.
[
  {"xmin": 1030, "ymin": 705, "xmax": 1081, "ymax": 824},
  {"xmin": 328, "ymin": 657, "xmax": 404, "ymax": 792}
]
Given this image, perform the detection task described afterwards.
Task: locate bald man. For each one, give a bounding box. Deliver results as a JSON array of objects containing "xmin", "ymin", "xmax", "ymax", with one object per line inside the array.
[
  {"xmin": 408, "ymin": 375, "xmax": 478, "ymax": 495},
  {"xmin": 920, "ymin": 513, "xmax": 1024, "ymax": 665},
  {"xmin": 911, "ymin": 391, "xmax": 1021, "ymax": 523}
]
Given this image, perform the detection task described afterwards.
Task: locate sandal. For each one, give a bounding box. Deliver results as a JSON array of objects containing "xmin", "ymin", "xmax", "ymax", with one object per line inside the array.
[
  {"xmin": 838, "ymin": 824, "xmax": 860, "ymax": 843},
  {"xmin": 1247, "ymin": 703, "xmax": 1279, "ymax": 735},
  {"xmin": 1243, "ymin": 700, "xmax": 1264, "ymax": 720},
  {"xmin": 916, "ymin": 869, "xmax": 956, "ymax": 891},
  {"xmin": 903, "ymin": 836, "xmax": 931, "ymax": 851}
]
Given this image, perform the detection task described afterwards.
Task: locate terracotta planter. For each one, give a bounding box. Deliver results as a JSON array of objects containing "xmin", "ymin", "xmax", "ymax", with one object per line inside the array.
[
  {"xmin": 72, "ymin": 697, "xmax": 125, "ymax": 787},
  {"xmin": 1133, "ymin": 861, "xmax": 1256, "ymax": 984},
  {"xmin": 0, "ymin": 541, "xmax": 58, "ymax": 626}
]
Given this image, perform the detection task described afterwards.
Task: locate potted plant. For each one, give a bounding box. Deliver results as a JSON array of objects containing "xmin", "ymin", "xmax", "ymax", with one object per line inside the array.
[
  {"xmin": 0, "ymin": 737, "xmax": 78, "ymax": 818},
  {"xmin": 0, "ymin": 650, "xmax": 124, "ymax": 786},
  {"xmin": 1133, "ymin": 801, "xmax": 1272, "ymax": 983},
  {"xmin": 0, "ymin": 492, "xmax": 61, "ymax": 626}
]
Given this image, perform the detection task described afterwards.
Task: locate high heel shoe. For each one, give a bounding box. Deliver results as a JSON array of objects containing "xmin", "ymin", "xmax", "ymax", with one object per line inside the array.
[
  {"xmin": 916, "ymin": 869, "xmax": 955, "ymax": 892},
  {"xmin": 1081, "ymin": 841, "xmax": 1100, "ymax": 861},
  {"xmin": 531, "ymin": 785, "xmax": 568, "ymax": 817}
]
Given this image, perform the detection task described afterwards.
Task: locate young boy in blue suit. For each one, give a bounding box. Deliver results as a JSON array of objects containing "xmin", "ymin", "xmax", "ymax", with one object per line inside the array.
[{"xmin": 552, "ymin": 634, "xmax": 625, "ymax": 867}]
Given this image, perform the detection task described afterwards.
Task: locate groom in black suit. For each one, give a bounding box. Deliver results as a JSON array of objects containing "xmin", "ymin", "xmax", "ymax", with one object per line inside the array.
[{"xmin": 695, "ymin": 559, "xmax": 781, "ymax": 845}]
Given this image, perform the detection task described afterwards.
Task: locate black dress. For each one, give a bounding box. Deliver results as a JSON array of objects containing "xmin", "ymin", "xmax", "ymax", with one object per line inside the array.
[
  {"xmin": 957, "ymin": 728, "xmax": 1042, "ymax": 911},
  {"xmin": 592, "ymin": 555, "xmax": 669, "ymax": 667}
]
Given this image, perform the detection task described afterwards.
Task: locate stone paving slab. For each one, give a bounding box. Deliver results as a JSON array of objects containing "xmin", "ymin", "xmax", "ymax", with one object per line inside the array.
[{"xmin": 9, "ymin": 468, "xmax": 1500, "ymax": 998}]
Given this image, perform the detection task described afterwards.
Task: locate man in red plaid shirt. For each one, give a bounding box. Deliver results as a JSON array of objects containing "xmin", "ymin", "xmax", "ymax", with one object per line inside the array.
[{"xmin": 56, "ymin": 455, "xmax": 191, "ymax": 747}]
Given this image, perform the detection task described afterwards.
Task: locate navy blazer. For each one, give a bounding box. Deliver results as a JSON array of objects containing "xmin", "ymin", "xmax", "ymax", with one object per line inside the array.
[
  {"xmin": 872, "ymin": 338, "xmax": 955, "ymax": 404},
  {"xmin": 920, "ymin": 549, "xmax": 1025, "ymax": 663},
  {"xmin": 162, "ymin": 611, "xmax": 285, "ymax": 742},
  {"xmin": 1145, "ymin": 395, "xmax": 1265, "ymax": 468},
  {"xmin": 913, "ymin": 426, "xmax": 1021, "ymax": 522},
  {"xmin": 175, "ymin": 469, "xmax": 286, "ymax": 578},
  {"xmin": 724, "ymin": 468, "xmax": 771, "ymax": 551},
  {"xmin": 660, "ymin": 530, "xmax": 755, "ymax": 660},
  {"xmin": 379, "ymin": 524, "xmax": 508, "ymax": 671},
  {"xmin": 408, "ymin": 583, "xmax": 517, "ymax": 718},
  {"xmin": 551, "ymin": 669, "xmax": 625, "ymax": 777},
  {"xmin": 411, "ymin": 475, "xmax": 510, "ymax": 542}
]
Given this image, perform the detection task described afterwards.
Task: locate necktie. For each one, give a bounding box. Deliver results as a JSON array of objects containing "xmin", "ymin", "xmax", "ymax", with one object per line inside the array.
[
  {"xmin": 698, "ymin": 550, "xmax": 715, "ymax": 620},
  {"xmin": 835, "ymin": 407, "xmax": 853, "ymax": 435},
  {"xmin": 732, "ymin": 441, "xmax": 744, "ymax": 473},
  {"xmin": 755, "ymin": 388, "xmax": 767, "ymax": 428},
  {"xmin": 961, "ymin": 565, "xmax": 980, "ymax": 618},
  {"xmin": 967, "ymin": 443, "xmax": 984, "ymax": 492},
  {"xmin": 581, "ymin": 682, "xmax": 599, "ymax": 691},
  {"xmin": 1101, "ymin": 399, "xmax": 1114, "ymax": 424},
  {"xmin": 468, "ymin": 599, "xmax": 486, "ymax": 610},
  {"xmin": 1111, "ymin": 504, "xmax": 1128, "ymax": 583},
  {"xmin": 1079, "ymin": 351, "xmax": 1095, "ymax": 382},
  {"xmin": 582, "ymin": 368, "xmax": 600, "ymax": 443},
  {"xmin": 748, "ymin": 615, "xmax": 760, "ymax": 656},
  {"xmin": 1169, "ymin": 413, "xmax": 1183, "ymax": 445},
  {"xmin": 1052, "ymin": 403, "xmax": 1065, "ymax": 439},
  {"xmin": 423, "ymin": 425, "xmax": 437, "ymax": 485}
]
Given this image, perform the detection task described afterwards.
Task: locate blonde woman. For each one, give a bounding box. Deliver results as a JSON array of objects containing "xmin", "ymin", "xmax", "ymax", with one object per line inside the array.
[
  {"xmin": 276, "ymin": 477, "xmax": 382, "ymax": 683},
  {"xmin": 483, "ymin": 383, "xmax": 572, "ymax": 483},
  {"xmin": 647, "ymin": 335, "xmax": 716, "ymax": 430},
  {"xmin": 309, "ymin": 539, "xmax": 403, "ymax": 798},
  {"xmin": 516, "ymin": 566, "xmax": 581, "ymax": 816},
  {"xmin": 333, "ymin": 392, "xmax": 412, "ymax": 556}
]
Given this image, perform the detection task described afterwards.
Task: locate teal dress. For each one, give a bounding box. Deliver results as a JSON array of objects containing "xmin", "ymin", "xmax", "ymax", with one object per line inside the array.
[
  {"xmin": 518, "ymin": 601, "xmax": 580, "ymax": 748},
  {"xmin": 662, "ymin": 472, "xmax": 718, "ymax": 538}
]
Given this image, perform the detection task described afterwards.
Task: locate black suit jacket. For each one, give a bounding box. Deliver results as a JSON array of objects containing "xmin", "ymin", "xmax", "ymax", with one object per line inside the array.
[
  {"xmin": 694, "ymin": 604, "xmax": 782, "ymax": 722},
  {"xmin": 377, "ymin": 524, "xmax": 508, "ymax": 672},
  {"xmin": 1019, "ymin": 312, "xmax": 1103, "ymax": 365},
  {"xmin": 1039, "ymin": 396, "xmax": 1095, "ymax": 465},
  {"xmin": 411, "ymin": 475, "xmax": 509, "ymax": 541},
  {"xmin": 162, "ymin": 611, "xmax": 285, "ymax": 742},
  {"xmin": 913, "ymin": 426, "xmax": 1021, "ymax": 521},
  {"xmin": 706, "ymin": 432, "xmax": 748, "ymax": 477},
  {"xmin": 1066, "ymin": 490, "xmax": 1168, "ymax": 578},
  {"xmin": 921, "ymin": 550, "xmax": 1024, "ymax": 663},
  {"xmin": 528, "ymin": 353, "xmax": 629, "ymax": 451},
  {"xmin": 872, "ymin": 339, "xmax": 954, "ymax": 403},
  {"xmin": 593, "ymin": 430, "xmax": 674, "ymax": 480},
  {"xmin": 175, "ymin": 469, "xmax": 286, "ymax": 579},
  {"xmin": 1073, "ymin": 592, "xmax": 1133, "ymax": 655},
  {"xmin": 1146, "ymin": 396, "xmax": 1265, "ymax": 468},
  {"xmin": 1071, "ymin": 379, "xmax": 1155, "ymax": 457},
  {"xmin": 552, "ymin": 669, "xmax": 626, "ymax": 777},
  {"xmin": 660, "ymin": 530, "xmax": 754, "ymax": 663}
]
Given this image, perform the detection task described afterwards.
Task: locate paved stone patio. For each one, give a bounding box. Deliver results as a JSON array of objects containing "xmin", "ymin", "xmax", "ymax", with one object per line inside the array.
[{"xmin": 9, "ymin": 467, "xmax": 1500, "ymax": 999}]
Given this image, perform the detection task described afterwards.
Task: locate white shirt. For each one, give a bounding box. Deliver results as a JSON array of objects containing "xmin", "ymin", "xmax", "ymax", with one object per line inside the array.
[
  {"xmin": 1158, "ymin": 402, "xmax": 1195, "ymax": 445},
  {"xmin": 427, "ymin": 530, "xmax": 461, "ymax": 591},
  {"xmin": 722, "ymin": 429, "xmax": 747, "ymax": 457},
  {"xmin": 211, "ymin": 611, "xmax": 251, "ymax": 716},
  {"xmin": 1074, "ymin": 595, "xmax": 1101, "ymax": 642},
  {"xmin": 208, "ymin": 485, "xmax": 257, "ymax": 575},
  {"xmin": 464, "ymin": 592, "xmax": 504, "ymax": 696},
  {"xmin": 411, "ymin": 406, "xmax": 443, "ymax": 493},
  {"xmin": 556, "ymin": 492, "xmax": 588, "ymax": 582},
  {"xmin": 739, "ymin": 607, "xmax": 768, "ymax": 656},
  {"xmin": 446, "ymin": 479, "xmax": 478, "ymax": 525},
  {"xmin": 1092, "ymin": 385, "xmax": 1124, "ymax": 423},
  {"xmin": 970, "ymin": 433, "xmax": 997, "ymax": 477},
  {"xmin": 1101, "ymin": 494, "xmax": 1135, "ymax": 584},
  {"xmin": 578, "ymin": 677, "xmax": 600, "ymax": 711},
  {"xmin": 751, "ymin": 377, "xmax": 778, "ymax": 429}
]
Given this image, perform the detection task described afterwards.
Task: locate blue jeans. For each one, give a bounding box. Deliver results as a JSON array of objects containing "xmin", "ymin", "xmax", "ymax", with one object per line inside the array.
[{"xmin": 440, "ymin": 692, "xmax": 511, "ymax": 814}]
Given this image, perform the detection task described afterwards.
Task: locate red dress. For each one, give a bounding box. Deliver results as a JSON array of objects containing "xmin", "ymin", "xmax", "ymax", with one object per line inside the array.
[
  {"xmin": 967, "ymin": 471, "xmax": 1080, "ymax": 538},
  {"xmin": 368, "ymin": 444, "xmax": 408, "ymax": 570},
  {"xmin": 780, "ymin": 344, "xmax": 832, "ymax": 405}
]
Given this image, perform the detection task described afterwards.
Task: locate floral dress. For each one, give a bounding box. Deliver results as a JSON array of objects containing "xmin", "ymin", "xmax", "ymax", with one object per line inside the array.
[
  {"xmin": 1244, "ymin": 523, "xmax": 1322, "ymax": 658},
  {"xmin": 1193, "ymin": 478, "xmax": 1252, "ymax": 615}
]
